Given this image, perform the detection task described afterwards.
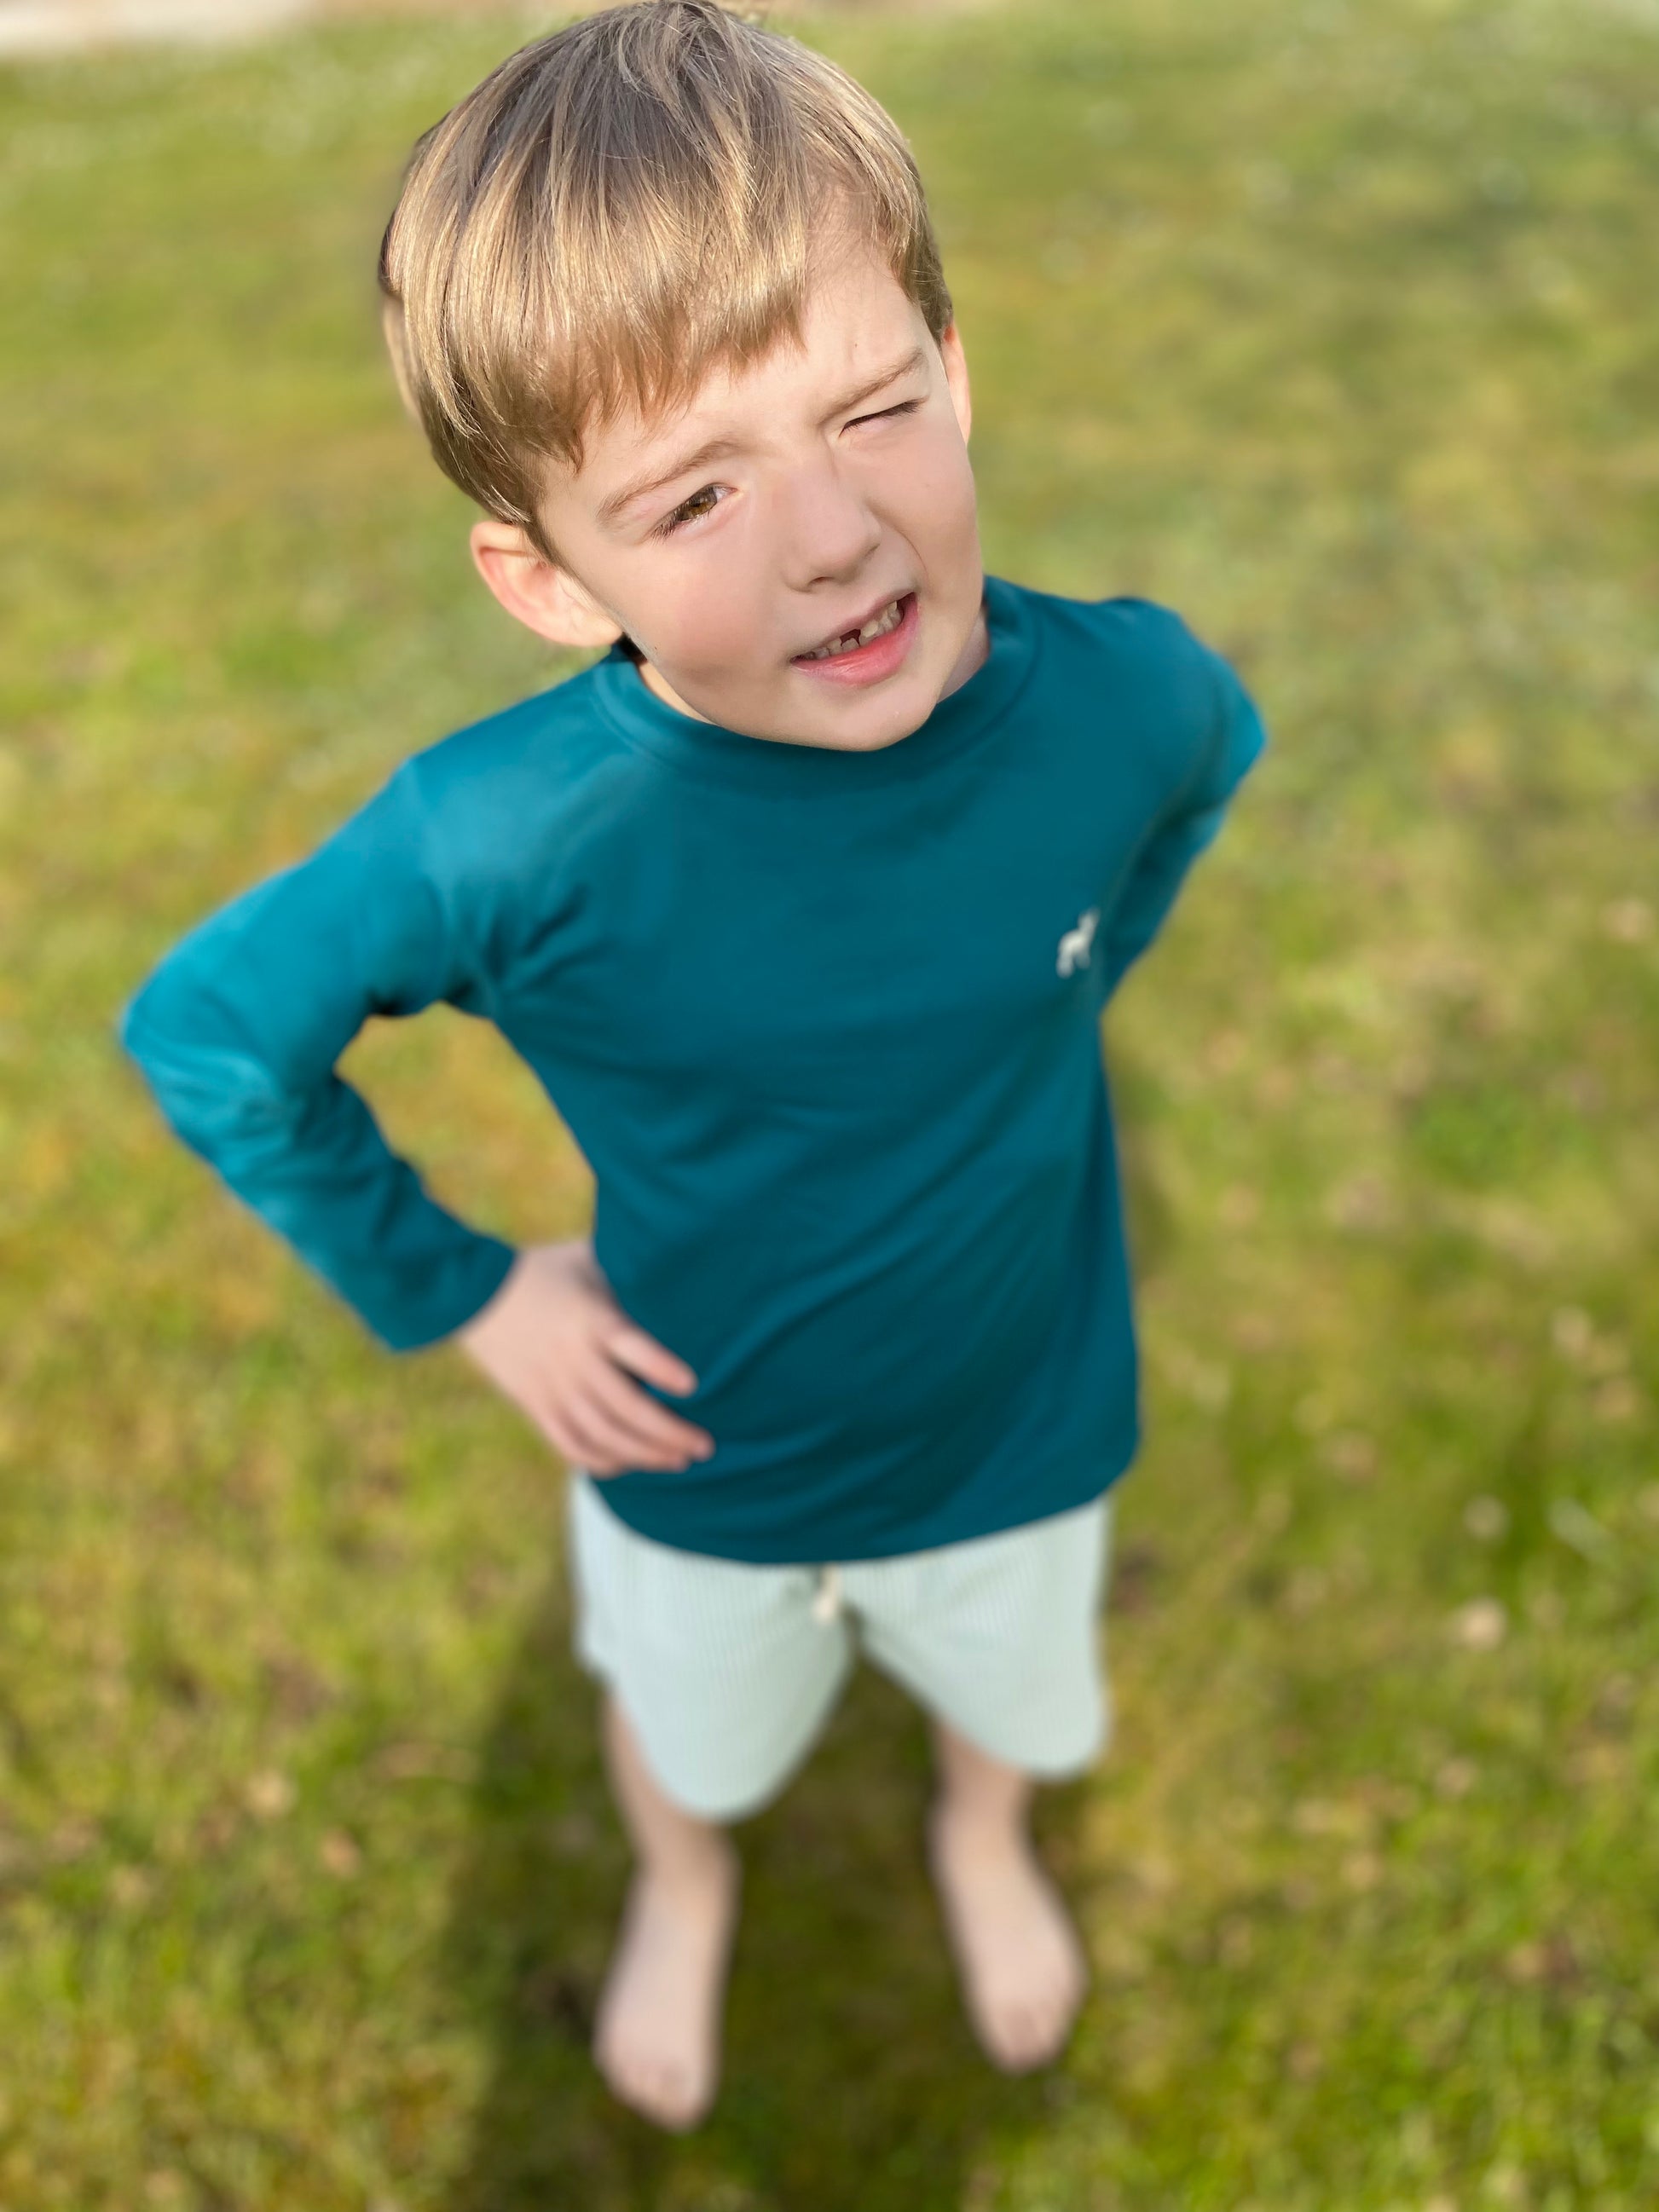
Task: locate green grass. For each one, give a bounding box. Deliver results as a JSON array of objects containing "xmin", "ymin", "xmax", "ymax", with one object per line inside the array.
[{"xmin": 4, "ymin": 0, "xmax": 1659, "ymax": 2203}]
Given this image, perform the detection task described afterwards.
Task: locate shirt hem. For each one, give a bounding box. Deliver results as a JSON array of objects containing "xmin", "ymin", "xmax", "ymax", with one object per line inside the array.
[{"xmin": 583, "ymin": 1442, "xmax": 1138, "ymax": 1567}]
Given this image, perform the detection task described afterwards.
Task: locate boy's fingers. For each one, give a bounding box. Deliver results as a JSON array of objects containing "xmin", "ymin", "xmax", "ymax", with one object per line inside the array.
[
  {"xmin": 564, "ymin": 1388, "xmax": 687, "ymax": 1474},
  {"xmin": 584, "ymin": 1363, "xmax": 713, "ymax": 1458},
  {"xmin": 603, "ymin": 1324, "xmax": 698, "ymax": 1397},
  {"xmin": 537, "ymin": 1401, "xmax": 615, "ymax": 1473}
]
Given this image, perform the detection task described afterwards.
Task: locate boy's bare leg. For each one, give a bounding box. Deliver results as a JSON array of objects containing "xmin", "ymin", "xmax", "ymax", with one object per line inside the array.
[
  {"xmin": 593, "ymin": 1694, "xmax": 741, "ymax": 2131},
  {"xmin": 927, "ymin": 1719, "xmax": 1089, "ymax": 2072}
]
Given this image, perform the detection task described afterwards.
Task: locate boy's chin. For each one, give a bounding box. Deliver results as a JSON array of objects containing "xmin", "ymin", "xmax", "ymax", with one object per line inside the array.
[
  {"xmin": 649, "ymin": 668, "xmax": 936, "ymax": 753},
  {"xmin": 775, "ymin": 679, "xmax": 939, "ymax": 754}
]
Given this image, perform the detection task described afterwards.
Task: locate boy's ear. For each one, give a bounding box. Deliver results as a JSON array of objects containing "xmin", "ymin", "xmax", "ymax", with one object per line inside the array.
[
  {"xmin": 939, "ymin": 321, "xmax": 973, "ymax": 446},
  {"xmin": 469, "ymin": 520, "xmax": 623, "ymax": 650}
]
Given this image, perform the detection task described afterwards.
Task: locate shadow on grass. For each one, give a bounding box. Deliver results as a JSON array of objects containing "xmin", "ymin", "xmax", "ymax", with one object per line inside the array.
[{"xmin": 438, "ymin": 1556, "xmax": 1084, "ymax": 2212}]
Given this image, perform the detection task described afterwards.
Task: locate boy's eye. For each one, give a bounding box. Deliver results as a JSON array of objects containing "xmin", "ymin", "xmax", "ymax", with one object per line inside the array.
[
  {"xmin": 657, "ymin": 483, "xmax": 725, "ymax": 536},
  {"xmin": 651, "ymin": 402, "xmax": 921, "ymax": 536},
  {"xmin": 851, "ymin": 398, "xmax": 923, "ymax": 428}
]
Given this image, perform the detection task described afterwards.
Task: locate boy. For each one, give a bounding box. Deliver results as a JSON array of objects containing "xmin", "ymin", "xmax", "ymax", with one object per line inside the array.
[{"xmin": 120, "ymin": 0, "xmax": 1266, "ymax": 2134}]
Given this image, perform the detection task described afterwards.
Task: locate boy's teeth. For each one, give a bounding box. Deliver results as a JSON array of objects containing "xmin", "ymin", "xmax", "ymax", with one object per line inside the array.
[{"xmin": 803, "ymin": 597, "xmax": 903, "ymax": 660}]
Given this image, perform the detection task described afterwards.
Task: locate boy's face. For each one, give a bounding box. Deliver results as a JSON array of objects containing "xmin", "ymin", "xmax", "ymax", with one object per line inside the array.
[{"xmin": 470, "ymin": 229, "xmax": 986, "ymax": 751}]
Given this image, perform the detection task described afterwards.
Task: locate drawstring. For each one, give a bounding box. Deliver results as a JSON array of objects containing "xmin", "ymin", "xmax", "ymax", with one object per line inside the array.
[{"xmin": 811, "ymin": 1563, "xmax": 843, "ymax": 1625}]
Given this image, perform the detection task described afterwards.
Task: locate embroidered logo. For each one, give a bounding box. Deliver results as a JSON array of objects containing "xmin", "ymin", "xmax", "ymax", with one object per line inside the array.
[{"xmin": 1055, "ymin": 907, "xmax": 1100, "ymax": 978}]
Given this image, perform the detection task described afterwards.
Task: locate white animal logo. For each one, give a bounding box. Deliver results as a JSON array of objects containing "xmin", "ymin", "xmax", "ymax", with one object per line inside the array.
[{"xmin": 1055, "ymin": 906, "xmax": 1100, "ymax": 978}]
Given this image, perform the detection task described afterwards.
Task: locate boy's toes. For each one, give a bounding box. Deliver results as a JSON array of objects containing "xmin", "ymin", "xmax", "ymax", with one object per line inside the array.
[
  {"xmin": 599, "ymin": 2045, "xmax": 694, "ymax": 2131},
  {"xmin": 1022, "ymin": 1981, "xmax": 1080, "ymax": 2066},
  {"xmin": 1008, "ymin": 2007, "xmax": 1049, "ymax": 2070},
  {"xmin": 981, "ymin": 2015, "xmax": 1025, "ymax": 2071},
  {"xmin": 645, "ymin": 2059, "xmax": 708, "ymax": 2133},
  {"xmin": 986, "ymin": 1996, "xmax": 1060, "ymax": 2074},
  {"xmin": 598, "ymin": 2031, "xmax": 712, "ymax": 2130}
]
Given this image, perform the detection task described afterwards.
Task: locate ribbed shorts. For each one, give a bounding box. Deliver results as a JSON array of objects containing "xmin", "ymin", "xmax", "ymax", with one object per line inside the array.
[{"xmin": 567, "ymin": 1471, "xmax": 1114, "ymax": 1822}]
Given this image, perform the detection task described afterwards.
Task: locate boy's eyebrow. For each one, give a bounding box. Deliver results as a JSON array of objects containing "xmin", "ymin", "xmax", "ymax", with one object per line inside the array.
[{"xmin": 596, "ymin": 344, "xmax": 931, "ymax": 526}]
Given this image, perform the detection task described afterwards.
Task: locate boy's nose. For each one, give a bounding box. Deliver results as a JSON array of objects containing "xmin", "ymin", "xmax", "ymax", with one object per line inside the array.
[{"xmin": 776, "ymin": 456, "xmax": 883, "ymax": 591}]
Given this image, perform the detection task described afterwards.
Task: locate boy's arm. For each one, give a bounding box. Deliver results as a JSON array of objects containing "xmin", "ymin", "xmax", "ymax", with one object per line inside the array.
[
  {"xmin": 1098, "ymin": 638, "xmax": 1268, "ymax": 1000},
  {"xmin": 118, "ymin": 762, "xmax": 516, "ymax": 1351}
]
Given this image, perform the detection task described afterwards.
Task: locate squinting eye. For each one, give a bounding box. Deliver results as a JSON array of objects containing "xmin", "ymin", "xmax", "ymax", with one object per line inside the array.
[
  {"xmin": 657, "ymin": 483, "xmax": 725, "ymax": 536},
  {"xmin": 851, "ymin": 399, "xmax": 923, "ymax": 427}
]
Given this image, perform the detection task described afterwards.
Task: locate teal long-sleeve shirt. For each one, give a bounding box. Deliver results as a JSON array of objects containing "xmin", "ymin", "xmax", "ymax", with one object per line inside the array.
[{"xmin": 119, "ymin": 576, "xmax": 1267, "ymax": 1562}]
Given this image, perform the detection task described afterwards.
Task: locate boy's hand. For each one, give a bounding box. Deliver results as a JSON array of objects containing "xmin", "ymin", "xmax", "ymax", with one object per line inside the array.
[{"xmin": 457, "ymin": 1239, "xmax": 714, "ymax": 1476}]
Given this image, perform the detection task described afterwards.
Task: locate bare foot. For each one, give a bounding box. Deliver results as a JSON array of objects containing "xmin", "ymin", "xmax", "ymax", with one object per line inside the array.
[
  {"xmin": 592, "ymin": 1839, "xmax": 741, "ymax": 2130},
  {"xmin": 927, "ymin": 1800, "xmax": 1088, "ymax": 2072}
]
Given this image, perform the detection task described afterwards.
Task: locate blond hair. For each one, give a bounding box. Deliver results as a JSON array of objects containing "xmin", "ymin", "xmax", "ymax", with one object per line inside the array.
[{"xmin": 378, "ymin": 0, "xmax": 952, "ymax": 560}]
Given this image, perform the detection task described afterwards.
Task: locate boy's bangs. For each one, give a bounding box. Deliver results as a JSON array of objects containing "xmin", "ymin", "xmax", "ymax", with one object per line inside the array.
[{"xmin": 523, "ymin": 181, "xmax": 917, "ymax": 462}]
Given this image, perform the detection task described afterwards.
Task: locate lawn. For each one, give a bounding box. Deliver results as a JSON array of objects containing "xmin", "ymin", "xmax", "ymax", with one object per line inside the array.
[{"xmin": 3, "ymin": 0, "xmax": 1659, "ymax": 2203}]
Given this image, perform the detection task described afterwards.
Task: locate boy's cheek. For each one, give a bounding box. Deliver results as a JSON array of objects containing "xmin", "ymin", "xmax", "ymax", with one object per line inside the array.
[
  {"xmin": 912, "ymin": 442, "xmax": 980, "ymax": 544},
  {"xmin": 645, "ymin": 581, "xmax": 773, "ymax": 690},
  {"xmin": 633, "ymin": 583, "xmax": 794, "ymax": 720},
  {"xmin": 870, "ymin": 453, "xmax": 978, "ymax": 605}
]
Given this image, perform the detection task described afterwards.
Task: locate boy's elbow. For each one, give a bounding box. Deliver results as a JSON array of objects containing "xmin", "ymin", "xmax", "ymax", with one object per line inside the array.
[
  {"xmin": 118, "ymin": 963, "xmax": 307, "ymax": 1157},
  {"xmin": 118, "ymin": 963, "xmax": 182, "ymax": 1109},
  {"xmin": 117, "ymin": 967, "xmax": 165, "ymax": 1073}
]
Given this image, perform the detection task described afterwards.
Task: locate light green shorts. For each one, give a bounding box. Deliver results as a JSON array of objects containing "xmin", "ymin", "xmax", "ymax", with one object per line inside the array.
[{"xmin": 568, "ymin": 1472, "xmax": 1114, "ymax": 1822}]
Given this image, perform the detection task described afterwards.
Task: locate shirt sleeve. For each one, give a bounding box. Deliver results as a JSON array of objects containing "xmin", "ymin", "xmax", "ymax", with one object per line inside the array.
[
  {"xmin": 1098, "ymin": 634, "xmax": 1269, "ymax": 999},
  {"xmin": 117, "ymin": 762, "xmax": 517, "ymax": 1351}
]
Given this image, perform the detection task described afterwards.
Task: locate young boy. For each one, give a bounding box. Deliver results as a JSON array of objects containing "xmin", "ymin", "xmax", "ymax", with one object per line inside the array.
[{"xmin": 120, "ymin": 0, "xmax": 1266, "ymax": 2134}]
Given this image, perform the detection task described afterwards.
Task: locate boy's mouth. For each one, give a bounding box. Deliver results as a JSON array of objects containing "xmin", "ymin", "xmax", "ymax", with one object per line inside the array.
[{"xmin": 791, "ymin": 592, "xmax": 918, "ymax": 687}]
